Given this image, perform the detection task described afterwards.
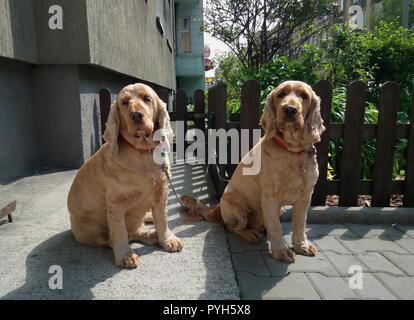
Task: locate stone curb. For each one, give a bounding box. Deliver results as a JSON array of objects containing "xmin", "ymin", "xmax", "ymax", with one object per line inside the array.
[{"xmin": 280, "ymin": 206, "xmax": 414, "ymax": 225}]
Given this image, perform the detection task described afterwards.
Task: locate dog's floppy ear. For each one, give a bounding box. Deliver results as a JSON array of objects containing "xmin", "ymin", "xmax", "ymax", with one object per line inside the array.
[
  {"xmin": 155, "ymin": 95, "xmax": 173, "ymax": 140},
  {"xmin": 260, "ymin": 91, "xmax": 277, "ymax": 137},
  {"xmin": 302, "ymin": 89, "xmax": 325, "ymax": 146},
  {"xmin": 103, "ymin": 101, "xmax": 120, "ymax": 155}
]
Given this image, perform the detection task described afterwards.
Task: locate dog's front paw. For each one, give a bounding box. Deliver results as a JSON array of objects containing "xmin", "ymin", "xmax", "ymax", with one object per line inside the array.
[
  {"xmin": 293, "ymin": 242, "xmax": 317, "ymax": 256},
  {"xmin": 115, "ymin": 252, "xmax": 139, "ymax": 269},
  {"xmin": 161, "ymin": 236, "xmax": 184, "ymax": 252},
  {"xmin": 271, "ymin": 248, "xmax": 296, "ymax": 263}
]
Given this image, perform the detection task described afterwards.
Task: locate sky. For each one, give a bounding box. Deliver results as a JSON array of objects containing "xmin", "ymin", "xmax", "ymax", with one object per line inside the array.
[
  {"xmin": 204, "ymin": 32, "xmax": 230, "ymax": 77},
  {"xmin": 202, "ymin": 0, "xmax": 231, "ymax": 78}
]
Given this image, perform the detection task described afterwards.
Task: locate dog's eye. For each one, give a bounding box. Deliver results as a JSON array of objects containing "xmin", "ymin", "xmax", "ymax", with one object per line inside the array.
[
  {"xmin": 278, "ymin": 92, "xmax": 286, "ymax": 98},
  {"xmin": 121, "ymin": 99, "xmax": 129, "ymax": 106},
  {"xmin": 301, "ymin": 93, "xmax": 309, "ymax": 100},
  {"xmin": 144, "ymin": 96, "xmax": 152, "ymax": 103}
]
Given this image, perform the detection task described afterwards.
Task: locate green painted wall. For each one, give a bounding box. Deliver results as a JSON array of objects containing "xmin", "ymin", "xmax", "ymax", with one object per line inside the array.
[{"xmin": 175, "ymin": 0, "xmax": 205, "ymax": 97}]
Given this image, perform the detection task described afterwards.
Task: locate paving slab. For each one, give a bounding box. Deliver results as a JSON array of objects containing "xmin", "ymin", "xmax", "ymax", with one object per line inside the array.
[
  {"xmin": 323, "ymin": 251, "xmax": 366, "ymax": 276},
  {"xmin": 262, "ymin": 251, "xmax": 338, "ymax": 277},
  {"xmin": 343, "ymin": 224, "xmax": 410, "ymax": 240},
  {"xmin": 237, "ymin": 272, "xmax": 320, "ymax": 300},
  {"xmin": 231, "ymin": 251, "xmax": 270, "ymax": 276},
  {"xmin": 307, "ymin": 274, "xmax": 357, "ymax": 300},
  {"xmin": 0, "ymin": 165, "xmax": 240, "ymax": 300},
  {"xmin": 375, "ymin": 273, "xmax": 414, "ymax": 300},
  {"xmin": 282, "ymin": 222, "xmax": 355, "ymax": 238},
  {"xmin": 337, "ymin": 237, "xmax": 409, "ymax": 254},
  {"xmin": 343, "ymin": 274, "xmax": 397, "ymax": 300},
  {"xmin": 393, "ymin": 225, "xmax": 414, "ymax": 238},
  {"xmin": 313, "ymin": 236, "xmax": 352, "ymax": 254},
  {"xmin": 393, "ymin": 238, "xmax": 414, "ymax": 254},
  {"xmin": 306, "ymin": 224, "xmax": 358, "ymax": 239},
  {"xmin": 381, "ymin": 252, "xmax": 414, "ymax": 276},
  {"xmin": 226, "ymin": 232, "xmax": 269, "ymax": 253},
  {"xmin": 356, "ymin": 252, "xmax": 405, "ymax": 276}
]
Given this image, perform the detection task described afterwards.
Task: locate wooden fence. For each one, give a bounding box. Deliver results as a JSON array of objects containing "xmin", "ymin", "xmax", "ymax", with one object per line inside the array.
[
  {"xmin": 99, "ymin": 79, "xmax": 414, "ymax": 208},
  {"xmin": 202, "ymin": 79, "xmax": 414, "ymax": 208}
]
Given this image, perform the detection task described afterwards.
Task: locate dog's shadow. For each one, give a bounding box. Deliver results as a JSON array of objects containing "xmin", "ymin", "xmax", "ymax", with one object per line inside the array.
[{"xmin": 2, "ymin": 230, "xmax": 160, "ymax": 300}]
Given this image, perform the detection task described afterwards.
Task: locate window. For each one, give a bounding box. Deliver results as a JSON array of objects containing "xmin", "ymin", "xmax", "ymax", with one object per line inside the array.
[{"xmin": 178, "ymin": 17, "xmax": 191, "ymax": 54}]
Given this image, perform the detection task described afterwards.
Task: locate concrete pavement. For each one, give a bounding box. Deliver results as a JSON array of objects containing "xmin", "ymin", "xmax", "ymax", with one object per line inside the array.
[
  {"xmin": 1, "ymin": 165, "xmax": 414, "ymax": 300},
  {"xmin": 0, "ymin": 164, "xmax": 239, "ymax": 300}
]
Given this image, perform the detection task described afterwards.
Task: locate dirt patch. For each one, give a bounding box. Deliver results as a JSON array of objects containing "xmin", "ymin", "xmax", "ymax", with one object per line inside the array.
[{"xmin": 325, "ymin": 195, "xmax": 404, "ymax": 207}]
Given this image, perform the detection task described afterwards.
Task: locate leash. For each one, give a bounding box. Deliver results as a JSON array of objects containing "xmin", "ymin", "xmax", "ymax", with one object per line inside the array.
[
  {"xmin": 160, "ymin": 159, "xmax": 228, "ymax": 211},
  {"xmin": 159, "ymin": 160, "xmax": 190, "ymax": 210}
]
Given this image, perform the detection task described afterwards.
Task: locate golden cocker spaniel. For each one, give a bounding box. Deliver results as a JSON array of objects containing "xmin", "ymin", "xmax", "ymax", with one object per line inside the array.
[
  {"xmin": 67, "ymin": 83, "xmax": 183, "ymax": 268},
  {"xmin": 182, "ymin": 80, "xmax": 325, "ymax": 263}
]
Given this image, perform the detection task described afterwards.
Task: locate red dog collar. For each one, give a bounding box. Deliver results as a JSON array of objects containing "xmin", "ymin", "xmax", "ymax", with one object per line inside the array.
[
  {"xmin": 119, "ymin": 134, "xmax": 158, "ymax": 153},
  {"xmin": 273, "ymin": 136, "xmax": 305, "ymax": 156}
]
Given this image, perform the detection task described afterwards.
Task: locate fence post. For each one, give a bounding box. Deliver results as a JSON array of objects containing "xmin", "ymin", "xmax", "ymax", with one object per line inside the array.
[
  {"xmin": 214, "ymin": 81, "xmax": 228, "ymax": 197},
  {"xmin": 176, "ymin": 90, "xmax": 188, "ymax": 163},
  {"xmin": 339, "ymin": 81, "xmax": 367, "ymax": 207},
  {"xmin": 193, "ymin": 89, "xmax": 206, "ymax": 164},
  {"xmin": 207, "ymin": 82, "xmax": 227, "ymax": 197},
  {"xmin": 99, "ymin": 88, "xmax": 112, "ymax": 144},
  {"xmin": 312, "ymin": 80, "xmax": 332, "ymax": 206},
  {"xmin": 194, "ymin": 89, "xmax": 205, "ymax": 131},
  {"xmin": 404, "ymin": 89, "xmax": 414, "ymax": 207},
  {"xmin": 240, "ymin": 80, "xmax": 261, "ymax": 160},
  {"xmin": 372, "ymin": 82, "xmax": 400, "ymax": 207}
]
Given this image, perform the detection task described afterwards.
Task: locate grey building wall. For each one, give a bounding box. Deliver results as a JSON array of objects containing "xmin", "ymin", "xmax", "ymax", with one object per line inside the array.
[
  {"xmin": 86, "ymin": 0, "xmax": 176, "ymax": 90},
  {"xmin": 34, "ymin": 0, "xmax": 91, "ymax": 65},
  {"xmin": 0, "ymin": 0, "xmax": 38, "ymax": 63},
  {"xmin": 0, "ymin": 58, "xmax": 37, "ymax": 184},
  {"xmin": 0, "ymin": 60, "xmax": 155, "ymax": 183},
  {"xmin": 0, "ymin": 0, "xmax": 176, "ymax": 90},
  {"xmin": 0, "ymin": 0, "xmax": 179, "ymax": 183},
  {"xmin": 33, "ymin": 65, "xmax": 84, "ymax": 169}
]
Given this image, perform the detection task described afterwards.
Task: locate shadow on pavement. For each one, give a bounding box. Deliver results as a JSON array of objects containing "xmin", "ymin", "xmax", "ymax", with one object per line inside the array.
[{"xmin": 2, "ymin": 230, "xmax": 160, "ymax": 299}]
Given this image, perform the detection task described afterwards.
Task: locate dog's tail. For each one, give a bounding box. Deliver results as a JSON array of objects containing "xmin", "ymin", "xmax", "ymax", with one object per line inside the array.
[{"xmin": 180, "ymin": 195, "xmax": 224, "ymax": 225}]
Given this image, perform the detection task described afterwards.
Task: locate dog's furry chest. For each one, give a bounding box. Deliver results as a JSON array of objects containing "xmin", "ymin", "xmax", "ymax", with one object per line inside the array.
[
  {"xmin": 105, "ymin": 164, "xmax": 168, "ymax": 210},
  {"xmin": 264, "ymin": 155, "xmax": 318, "ymax": 205}
]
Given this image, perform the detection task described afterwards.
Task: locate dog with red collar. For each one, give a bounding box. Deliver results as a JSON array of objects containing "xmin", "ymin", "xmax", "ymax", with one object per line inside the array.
[{"xmin": 67, "ymin": 83, "xmax": 182, "ymax": 268}]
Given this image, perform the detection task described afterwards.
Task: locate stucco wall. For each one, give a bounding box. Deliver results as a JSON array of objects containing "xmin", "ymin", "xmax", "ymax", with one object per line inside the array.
[
  {"xmin": 0, "ymin": 0, "xmax": 176, "ymax": 90},
  {"xmin": 86, "ymin": 0, "xmax": 176, "ymax": 90},
  {"xmin": 0, "ymin": 0, "xmax": 38, "ymax": 63},
  {"xmin": 34, "ymin": 0, "xmax": 91, "ymax": 65}
]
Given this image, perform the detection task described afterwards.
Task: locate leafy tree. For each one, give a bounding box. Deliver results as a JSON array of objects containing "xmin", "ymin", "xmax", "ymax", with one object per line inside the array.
[
  {"xmin": 203, "ymin": 0, "xmax": 338, "ymax": 69},
  {"xmin": 323, "ymin": 21, "xmax": 414, "ymax": 114},
  {"xmin": 370, "ymin": 0, "xmax": 414, "ymax": 30}
]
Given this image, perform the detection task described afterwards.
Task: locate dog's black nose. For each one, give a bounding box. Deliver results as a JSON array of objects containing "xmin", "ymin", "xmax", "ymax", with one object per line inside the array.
[
  {"xmin": 130, "ymin": 111, "xmax": 144, "ymax": 122},
  {"xmin": 283, "ymin": 105, "xmax": 298, "ymax": 117}
]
